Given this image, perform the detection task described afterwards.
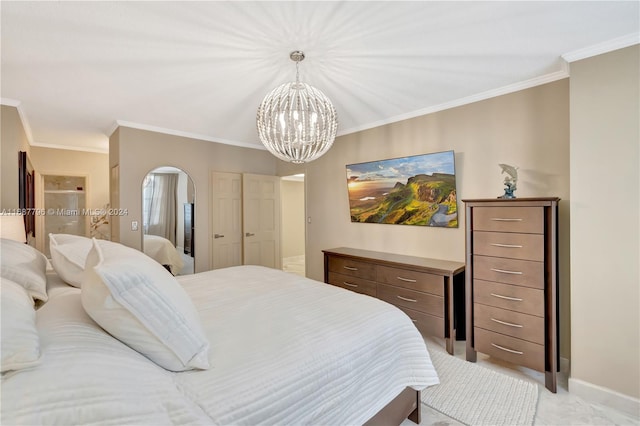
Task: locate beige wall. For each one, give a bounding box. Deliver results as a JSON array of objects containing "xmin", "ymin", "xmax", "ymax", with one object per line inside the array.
[
  {"xmin": 1, "ymin": 105, "xmax": 31, "ymax": 210},
  {"xmin": 281, "ymin": 179, "xmax": 305, "ymax": 259},
  {"xmin": 30, "ymin": 146, "xmax": 110, "ymax": 252},
  {"xmin": 569, "ymin": 45, "xmax": 639, "ymax": 404},
  {"xmin": 302, "ymin": 79, "xmax": 571, "ymax": 361},
  {"xmin": 1, "ymin": 105, "xmax": 109, "ymax": 222},
  {"xmin": 110, "ymin": 126, "xmax": 278, "ymax": 273},
  {"xmin": 30, "ymin": 146, "xmax": 109, "ymax": 213}
]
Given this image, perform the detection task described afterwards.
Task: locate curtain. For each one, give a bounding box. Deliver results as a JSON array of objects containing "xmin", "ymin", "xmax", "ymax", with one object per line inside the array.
[{"xmin": 143, "ymin": 173, "xmax": 178, "ymax": 245}]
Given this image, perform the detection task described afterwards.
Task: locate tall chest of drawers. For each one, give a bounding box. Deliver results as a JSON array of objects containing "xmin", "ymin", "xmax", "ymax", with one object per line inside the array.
[
  {"xmin": 323, "ymin": 247, "xmax": 465, "ymax": 355},
  {"xmin": 463, "ymin": 198, "xmax": 560, "ymax": 392}
]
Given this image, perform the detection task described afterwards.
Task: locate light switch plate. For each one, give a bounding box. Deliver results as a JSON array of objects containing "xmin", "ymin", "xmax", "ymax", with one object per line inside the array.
[{"xmin": 131, "ymin": 220, "xmax": 138, "ymax": 231}]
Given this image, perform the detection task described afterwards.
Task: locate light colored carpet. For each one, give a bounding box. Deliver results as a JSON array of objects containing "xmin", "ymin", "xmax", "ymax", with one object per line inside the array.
[{"xmin": 422, "ymin": 348, "xmax": 539, "ymax": 426}]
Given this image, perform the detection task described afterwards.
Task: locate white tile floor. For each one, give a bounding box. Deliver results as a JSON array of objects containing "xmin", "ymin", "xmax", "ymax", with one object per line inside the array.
[
  {"xmin": 282, "ymin": 255, "xmax": 305, "ymax": 277},
  {"xmin": 409, "ymin": 336, "xmax": 639, "ymax": 426}
]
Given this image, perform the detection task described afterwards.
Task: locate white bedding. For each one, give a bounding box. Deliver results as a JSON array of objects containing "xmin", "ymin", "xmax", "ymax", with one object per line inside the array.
[
  {"xmin": 1, "ymin": 265, "xmax": 438, "ymax": 425},
  {"xmin": 44, "ymin": 266, "xmax": 78, "ymax": 301},
  {"xmin": 2, "ymin": 290, "xmax": 212, "ymax": 425},
  {"xmin": 143, "ymin": 234, "xmax": 184, "ymax": 275}
]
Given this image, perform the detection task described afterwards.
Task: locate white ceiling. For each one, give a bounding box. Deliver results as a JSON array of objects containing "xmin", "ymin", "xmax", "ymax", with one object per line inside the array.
[{"xmin": 1, "ymin": 1, "xmax": 638, "ymax": 154}]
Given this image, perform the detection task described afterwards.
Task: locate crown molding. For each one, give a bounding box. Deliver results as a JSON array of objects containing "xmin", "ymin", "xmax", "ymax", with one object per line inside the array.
[
  {"xmin": 114, "ymin": 120, "xmax": 267, "ymax": 151},
  {"xmin": 30, "ymin": 141, "xmax": 108, "ymax": 154},
  {"xmin": 1, "ymin": 98, "xmax": 35, "ymax": 145},
  {"xmin": 337, "ymin": 65, "xmax": 570, "ymax": 137},
  {"xmin": 0, "ymin": 98, "xmax": 21, "ymax": 107},
  {"xmin": 562, "ymin": 33, "xmax": 640, "ymax": 63},
  {"xmin": 281, "ymin": 174, "xmax": 305, "ymax": 182},
  {"xmin": 106, "ymin": 120, "xmax": 120, "ymax": 138},
  {"xmin": 3, "ymin": 99, "xmax": 106, "ymax": 153}
]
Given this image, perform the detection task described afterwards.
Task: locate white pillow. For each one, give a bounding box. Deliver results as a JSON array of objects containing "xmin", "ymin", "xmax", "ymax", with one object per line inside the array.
[
  {"xmin": 49, "ymin": 233, "xmax": 93, "ymax": 287},
  {"xmin": 0, "ymin": 277, "xmax": 41, "ymax": 372},
  {"xmin": 81, "ymin": 239, "xmax": 210, "ymax": 372},
  {"xmin": 0, "ymin": 238, "xmax": 48, "ymax": 302}
]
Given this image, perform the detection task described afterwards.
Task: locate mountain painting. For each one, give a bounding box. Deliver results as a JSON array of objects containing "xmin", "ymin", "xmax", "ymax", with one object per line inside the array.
[{"xmin": 346, "ymin": 150, "xmax": 458, "ymax": 227}]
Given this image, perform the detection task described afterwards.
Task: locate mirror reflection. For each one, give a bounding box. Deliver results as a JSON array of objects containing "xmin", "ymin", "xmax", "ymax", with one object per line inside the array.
[{"xmin": 142, "ymin": 166, "xmax": 195, "ymax": 275}]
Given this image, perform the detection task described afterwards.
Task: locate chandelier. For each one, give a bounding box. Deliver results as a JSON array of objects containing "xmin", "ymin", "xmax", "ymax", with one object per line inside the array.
[{"xmin": 256, "ymin": 51, "xmax": 338, "ymax": 164}]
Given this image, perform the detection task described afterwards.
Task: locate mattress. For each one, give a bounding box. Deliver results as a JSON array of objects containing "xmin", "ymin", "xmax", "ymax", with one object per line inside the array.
[{"xmin": 1, "ymin": 265, "xmax": 438, "ymax": 425}]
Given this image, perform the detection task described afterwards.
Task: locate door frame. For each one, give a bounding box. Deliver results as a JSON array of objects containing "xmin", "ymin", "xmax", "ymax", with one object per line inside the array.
[{"xmin": 37, "ymin": 171, "xmax": 90, "ymax": 254}]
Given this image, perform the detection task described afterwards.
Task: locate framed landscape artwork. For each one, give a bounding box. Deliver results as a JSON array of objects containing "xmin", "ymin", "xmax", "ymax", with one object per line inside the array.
[{"xmin": 346, "ymin": 150, "xmax": 458, "ymax": 227}]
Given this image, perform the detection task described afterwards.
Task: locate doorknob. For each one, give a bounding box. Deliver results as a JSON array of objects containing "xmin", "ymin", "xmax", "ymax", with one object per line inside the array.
[
  {"xmin": 245, "ymin": 232, "xmax": 255, "ymax": 237},
  {"xmin": 214, "ymin": 234, "xmax": 225, "ymax": 239}
]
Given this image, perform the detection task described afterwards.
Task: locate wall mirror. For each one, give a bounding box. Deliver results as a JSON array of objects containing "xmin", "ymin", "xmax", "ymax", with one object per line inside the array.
[{"xmin": 141, "ymin": 166, "xmax": 195, "ymax": 275}]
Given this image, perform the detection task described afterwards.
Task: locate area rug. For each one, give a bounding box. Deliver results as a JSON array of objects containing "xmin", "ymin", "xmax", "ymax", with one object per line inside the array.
[{"xmin": 422, "ymin": 349, "xmax": 539, "ymax": 426}]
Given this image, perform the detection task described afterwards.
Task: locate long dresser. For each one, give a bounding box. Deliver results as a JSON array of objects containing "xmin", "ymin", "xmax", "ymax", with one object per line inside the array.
[
  {"xmin": 463, "ymin": 198, "xmax": 560, "ymax": 392},
  {"xmin": 323, "ymin": 247, "xmax": 465, "ymax": 355}
]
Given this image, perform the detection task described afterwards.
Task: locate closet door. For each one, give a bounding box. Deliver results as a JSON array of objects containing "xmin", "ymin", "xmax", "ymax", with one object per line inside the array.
[
  {"xmin": 242, "ymin": 174, "xmax": 281, "ymax": 269},
  {"xmin": 210, "ymin": 172, "xmax": 243, "ymax": 269}
]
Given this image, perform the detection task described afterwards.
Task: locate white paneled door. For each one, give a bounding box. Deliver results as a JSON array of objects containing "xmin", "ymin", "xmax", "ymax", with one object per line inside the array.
[
  {"xmin": 210, "ymin": 172, "xmax": 243, "ymax": 270},
  {"xmin": 210, "ymin": 172, "xmax": 281, "ymax": 270},
  {"xmin": 242, "ymin": 173, "xmax": 281, "ymax": 269}
]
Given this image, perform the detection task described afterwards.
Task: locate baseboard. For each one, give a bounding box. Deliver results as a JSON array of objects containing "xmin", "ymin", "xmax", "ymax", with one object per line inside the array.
[{"xmin": 568, "ymin": 377, "xmax": 640, "ymax": 418}]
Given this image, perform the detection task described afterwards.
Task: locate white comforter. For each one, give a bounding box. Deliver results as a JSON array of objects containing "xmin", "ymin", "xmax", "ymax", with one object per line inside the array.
[
  {"xmin": 1, "ymin": 265, "xmax": 438, "ymax": 425},
  {"xmin": 143, "ymin": 234, "xmax": 184, "ymax": 275}
]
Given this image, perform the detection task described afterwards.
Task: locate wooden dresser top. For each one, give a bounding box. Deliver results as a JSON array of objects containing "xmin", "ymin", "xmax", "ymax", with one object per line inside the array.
[
  {"xmin": 462, "ymin": 197, "xmax": 560, "ymax": 207},
  {"xmin": 323, "ymin": 247, "xmax": 465, "ymax": 275}
]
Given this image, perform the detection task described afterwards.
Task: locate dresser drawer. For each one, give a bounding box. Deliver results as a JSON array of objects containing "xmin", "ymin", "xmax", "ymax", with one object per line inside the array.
[
  {"xmin": 473, "ymin": 231, "xmax": 544, "ymax": 262},
  {"xmin": 396, "ymin": 305, "xmax": 445, "ymax": 339},
  {"xmin": 327, "ymin": 272, "xmax": 377, "ymax": 297},
  {"xmin": 473, "ymin": 207, "xmax": 543, "ymax": 234},
  {"xmin": 473, "ymin": 280, "xmax": 544, "ymax": 317},
  {"xmin": 377, "ymin": 283, "xmax": 444, "ymax": 317},
  {"xmin": 474, "ymin": 303, "xmax": 544, "ymax": 344},
  {"xmin": 473, "ymin": 255, "xmax": 544, "ymax": 289},
  {"xmin": 377, "ymin": 265, "xmax": 444, "ymax": 296},
  {"xmin": 327, "ymin": 256, "xmax": 376, "ymax": 281},
  {"xmin": 474, "ymin": 327, "xmax": 545, "ymax": 372}
]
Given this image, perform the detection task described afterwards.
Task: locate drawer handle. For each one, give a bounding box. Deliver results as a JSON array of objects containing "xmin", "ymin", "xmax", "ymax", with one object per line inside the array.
[
  {"xmin": 490, "ymin": 268, "xmax": 523, "ymax": 275},
  {"xmin": 490, "ymin": 293, "xmax": 523, "ymax": 302},
  {"xmin": 491, "ymin": 343, "xmax": 524, "ymax": 355},
  {"xmin": 343, "ymin": 282, "xmax": 358, "ymax": 288},
  {"xmin": 491, "ymin": 318, "xmax": 523, "ymax": 328},
  {"xmin": 397, "ymin": 276, "xmax": 417, "ymax": 283},
  {"xmin": 490, "ymin": 243, "xmax": 523, "ymax": 248},
  {"xmin": 397, "ymin": 295, "xmax": 418, "ymax": 303},
  {"xmin": 343, "ymin": 266, "xmax": 358, "ymax": 271},
  {"xmin": 490, "ymin": 218, "xmax": 523, "ymax": 222}
]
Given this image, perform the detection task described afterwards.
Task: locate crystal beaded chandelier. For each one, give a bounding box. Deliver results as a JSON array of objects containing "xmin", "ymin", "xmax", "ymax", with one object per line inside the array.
[{"xmin": 256, "ymin": 51, "xmax": 338, "ymax": 164}]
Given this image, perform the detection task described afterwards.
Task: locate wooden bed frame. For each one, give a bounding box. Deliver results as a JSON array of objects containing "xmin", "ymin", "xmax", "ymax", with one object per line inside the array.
[{"xmin": 364, "ymin": 388, "xmax": 420, "ymax": 425}]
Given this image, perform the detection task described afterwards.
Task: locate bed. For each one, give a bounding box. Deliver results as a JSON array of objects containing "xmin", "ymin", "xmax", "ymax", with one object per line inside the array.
[
  {"xmin": 143, "ymin": 234, "xmax": 185, "ymax": 275},
  {"xmin": 0, "ymin": 236, "xmax": 439, "ymax": 425}
]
